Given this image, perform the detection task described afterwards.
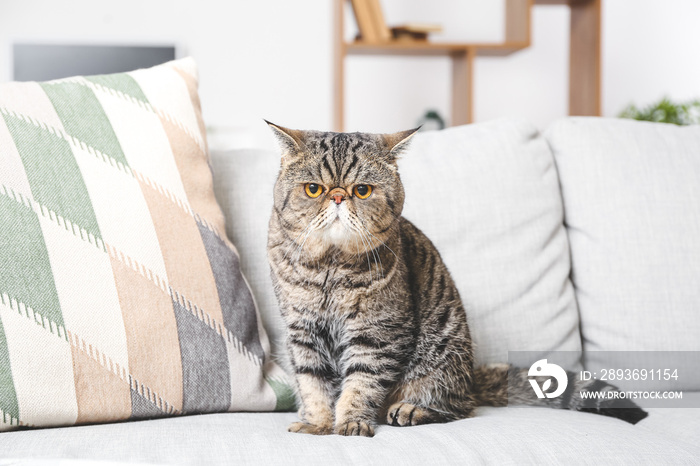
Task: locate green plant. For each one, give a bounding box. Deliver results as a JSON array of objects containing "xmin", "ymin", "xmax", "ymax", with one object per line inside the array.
[{"xmin": 619, "ymin": 97, "xmax": 700, "ymax": 125}]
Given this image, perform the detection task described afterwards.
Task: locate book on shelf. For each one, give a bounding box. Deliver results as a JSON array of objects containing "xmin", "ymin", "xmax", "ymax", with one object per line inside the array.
[
  {"xmin": 390, "ymin": 23, "xmax": 443, "ymax": 42},
  {"xmin": 350, "ymin": 0, "xmax": 379, "ymax": 43},
  {"xmin": 390, "ymin": 28, "xmax": 428, "ymax": 42},
  {"xmin": 394, "ymin": 22, "xmax": 443, "ymax": 34},
  {"xmin": 366, "ymin": 0, "xmax": 392, "ymax": 42},
  {"xmin": 350, "ymin": 0, "xmax": 443, "ymax": 44}
]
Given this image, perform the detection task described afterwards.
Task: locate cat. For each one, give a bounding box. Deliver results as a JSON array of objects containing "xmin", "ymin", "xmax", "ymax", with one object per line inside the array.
[{"xmin": 265, "ymin": 122, "xmax": 647, "ymax": 437}]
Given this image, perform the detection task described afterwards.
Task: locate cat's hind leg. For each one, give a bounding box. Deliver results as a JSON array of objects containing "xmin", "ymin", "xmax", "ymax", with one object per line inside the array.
[
  {"xmin": 386, "ymin": 402, "xmax": 449, "ymax": 426},
  {"xmin": 386, "ymin": 360, "xmax": 477, "ymax": 427}
]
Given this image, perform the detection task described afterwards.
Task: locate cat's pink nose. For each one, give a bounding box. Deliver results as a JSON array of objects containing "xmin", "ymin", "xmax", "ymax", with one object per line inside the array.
[{"xmin": 329, "ymin": 188, "xmax": 347, "ymax": 205}]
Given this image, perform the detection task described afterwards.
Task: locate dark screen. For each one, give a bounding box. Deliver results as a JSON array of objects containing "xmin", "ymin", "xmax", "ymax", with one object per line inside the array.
[{"xmin": 13, "ymin": 44, "xmax": 176, "ymax": 81}]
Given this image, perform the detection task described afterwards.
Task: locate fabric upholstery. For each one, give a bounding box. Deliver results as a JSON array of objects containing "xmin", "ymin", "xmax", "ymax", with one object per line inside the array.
[
  {"xmin": 400, "ymin": 119, "xmax": 581, "ymax": 365},
  {"xmin": 546, "ymin": 118, "xmax": 700, "ymax": 362},
  {"xmin": 0, "ymin": 400, "xmax": 697, "ymax": 464},
  {"xmin": 0, "ymin": 58, "xmax": 288, "ymax": 431},
  {"xmin": 211, "ymin": 149, "xmax": 286, "ymax": 353}
]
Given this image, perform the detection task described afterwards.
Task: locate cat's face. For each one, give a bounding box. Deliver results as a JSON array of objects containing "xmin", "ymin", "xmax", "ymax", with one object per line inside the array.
[{"xmin": 268, "ymin": 123, "xmax": 417, "ymax": 259}]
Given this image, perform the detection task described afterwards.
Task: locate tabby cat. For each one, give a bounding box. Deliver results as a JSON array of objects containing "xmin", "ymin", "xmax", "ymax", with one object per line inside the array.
[{"xmin": 266, "ymin": 122, "xmax": 647, "ymax": 437}]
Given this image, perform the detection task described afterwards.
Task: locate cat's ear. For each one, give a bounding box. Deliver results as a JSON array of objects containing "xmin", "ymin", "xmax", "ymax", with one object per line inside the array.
[
  {"xmin": 264, "ymin": 120, "xmax": 306, "ymax": 159},
  {"xmin": 381, "ymin": 127, "xmax": 421, "ymax": 161}
]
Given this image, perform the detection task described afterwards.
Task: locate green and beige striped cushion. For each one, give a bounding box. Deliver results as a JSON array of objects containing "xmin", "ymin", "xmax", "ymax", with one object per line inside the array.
[{"xmin": 0, "ymin": 58, "xmax": 291, "ymax": 431}]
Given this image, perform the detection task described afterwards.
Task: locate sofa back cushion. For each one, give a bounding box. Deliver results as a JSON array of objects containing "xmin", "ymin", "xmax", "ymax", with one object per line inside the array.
[
  {"xmin": 0, "ymin": 58, "xmax": 289, "ymax": 431},
  {"xmin": 546, "ymin": 118, "xmax": 700, "ymax": 355},
  {"xmin": 212, "ymin": 118, "xmax": 582, "ymax": 367},
  {"xmin": 211, "ymin": 149, "xmax": 286, "ymax": 352}
]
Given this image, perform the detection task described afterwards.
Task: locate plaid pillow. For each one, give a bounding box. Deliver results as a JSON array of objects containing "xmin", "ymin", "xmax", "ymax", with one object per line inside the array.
[{"xmin": 0, "ymin": 58, "xmax": 292, "ymax": 431}]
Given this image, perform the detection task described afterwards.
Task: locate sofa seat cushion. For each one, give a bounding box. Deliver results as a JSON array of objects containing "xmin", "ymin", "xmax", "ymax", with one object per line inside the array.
[
  {"xmin": 1, "ymin": 398, "xmax": 697, "ymax": 465},
  {"xmin": 638, "ymin": 401, "xmax": 700, "ymax": 448}
]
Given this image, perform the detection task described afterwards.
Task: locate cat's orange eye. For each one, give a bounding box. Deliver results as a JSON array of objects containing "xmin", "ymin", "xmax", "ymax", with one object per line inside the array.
[
  {"xmin": 353, "ymin": 184, "xmax": 372, "ymax": 199},
  {"xmin": 304, "ymin": 183, "xmax": 323, "ymax": 198}
]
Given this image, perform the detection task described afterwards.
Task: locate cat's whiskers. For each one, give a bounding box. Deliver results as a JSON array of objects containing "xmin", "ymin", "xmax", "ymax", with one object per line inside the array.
[
  {"xmin": 359, "ymin": 225, "xmax": 383, "ymax": 280},
  {"xmin": 290, "ymin": 224, "xmax": 316, "ymax": 265},
  {"xmin": 290, "ymin": 212, "xmax": 327, "ymax": 264},
  {"xmin": 346, "ymin": 215, "xmax": 380, "ymax": 282},
  {"xmin": 357, "ymin": 230, "xmax": 372, "ymax": 282},
  {"xmin": 359, "ymin": 220, "xmax": 399, "ymax": 261},
  {"xmin": 296, "ymin": 207, "xmax": 341, "ymax": 264},
  {"xmin": 344, "ymin": 215, "xmax": 374, "ymax": 268},
  {"xmin": 294, "ymin": 224, "xmax": 321, "ymax": 264},
  {"xmin": 352, "ymin": 232, "xmax": 363, "ymax": 265},
  {"xmin": 284, "ymin": 218, "xmax": 318, "ymax": 262},
  {"xmin": 363, "ymin": 224, "xmax": 386, "ymax": 279},
  {"xmin": 349, "ymin": 218, "xmax": 373, "ymax": 283}
]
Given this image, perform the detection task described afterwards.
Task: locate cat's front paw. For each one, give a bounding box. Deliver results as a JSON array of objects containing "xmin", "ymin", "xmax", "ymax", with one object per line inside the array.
[
  {"xmin": 335, "ymin": 421, "xmax": 375, "ymax": 437},
  {"xmin": 288, "ymin": 422, "xmax": 333, "ymax": 435}
]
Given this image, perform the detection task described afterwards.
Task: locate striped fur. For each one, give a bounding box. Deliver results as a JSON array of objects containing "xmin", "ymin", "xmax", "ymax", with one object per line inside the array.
[{"xmin": 266, "ymin": 123, "xmax": 647, "ymax": 437}]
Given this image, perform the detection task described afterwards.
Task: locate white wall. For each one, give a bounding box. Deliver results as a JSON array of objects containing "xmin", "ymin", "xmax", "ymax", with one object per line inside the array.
[
  {"xmin": 1, "ymin": 0, "xmax": 698, "ymax": 147},
  {"xmin": 603, "ymin": 0, "xmax": 700, "ymax": 117}
]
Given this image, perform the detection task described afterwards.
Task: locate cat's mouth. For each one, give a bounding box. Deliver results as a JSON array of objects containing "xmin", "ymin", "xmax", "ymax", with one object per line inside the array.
[
  {"xmin": 322, "ymin": 210, "xmax": 355, "ymax": 242},
  {"xmin": 310, "ymin": 203, "xmax": 360, "ymax": 247},
  {"xmin": 327, "ymin": 213, "xmax": 346, "ymax": 228}
]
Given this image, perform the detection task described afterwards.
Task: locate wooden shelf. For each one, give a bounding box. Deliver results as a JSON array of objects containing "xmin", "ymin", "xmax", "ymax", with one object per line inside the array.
[
  {"xmin": 345, "ymin": 41, "xmax": 530, "ymax": 57},
  {"xmin": 333, "ymin": 0, "xmax": 601, "ymax": 130},
  {"xmin": 474, "ymin": 42, "xmax": 532, "ymax": 56}
]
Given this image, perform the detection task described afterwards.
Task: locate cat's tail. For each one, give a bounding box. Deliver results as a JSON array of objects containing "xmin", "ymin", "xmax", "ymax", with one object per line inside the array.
[{"xmin": 471, "ymin": 364, "xmax": 648, "ymax": 425}]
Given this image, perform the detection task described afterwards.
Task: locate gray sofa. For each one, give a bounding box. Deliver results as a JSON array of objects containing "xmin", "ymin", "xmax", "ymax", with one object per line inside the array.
[{"xmin": 1, "ymin": 117, "xmax": 698, "ymax": 465}]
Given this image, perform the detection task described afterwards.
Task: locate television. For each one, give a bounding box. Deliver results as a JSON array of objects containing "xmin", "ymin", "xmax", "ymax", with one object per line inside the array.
[{"xmin": 13, "ymin": 43, "xmax": 177, "ymax": 81}]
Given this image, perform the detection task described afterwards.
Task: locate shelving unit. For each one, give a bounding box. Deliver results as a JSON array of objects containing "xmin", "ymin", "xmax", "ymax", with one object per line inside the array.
[{"xmin": 333, "ymin": 0, "xmax": 601, "ymax": 131}]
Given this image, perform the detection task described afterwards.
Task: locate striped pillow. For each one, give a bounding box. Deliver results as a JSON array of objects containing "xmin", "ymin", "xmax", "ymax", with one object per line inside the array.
[{"xmin": 0, "ymin": 58, "xmax": 292, "ymax": 431}]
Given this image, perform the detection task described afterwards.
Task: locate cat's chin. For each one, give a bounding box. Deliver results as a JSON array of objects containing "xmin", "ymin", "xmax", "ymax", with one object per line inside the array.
[
  {"xmin": 324, "ymin": 219, "xmax": 356, "ymax": 245},
  {"xmin": 300, "ymin": 222, "xmax": 365, "ymax": 259},
  {"xmin": 305, "ymin": 219, "xmax": 361, "ymax": 254}
]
